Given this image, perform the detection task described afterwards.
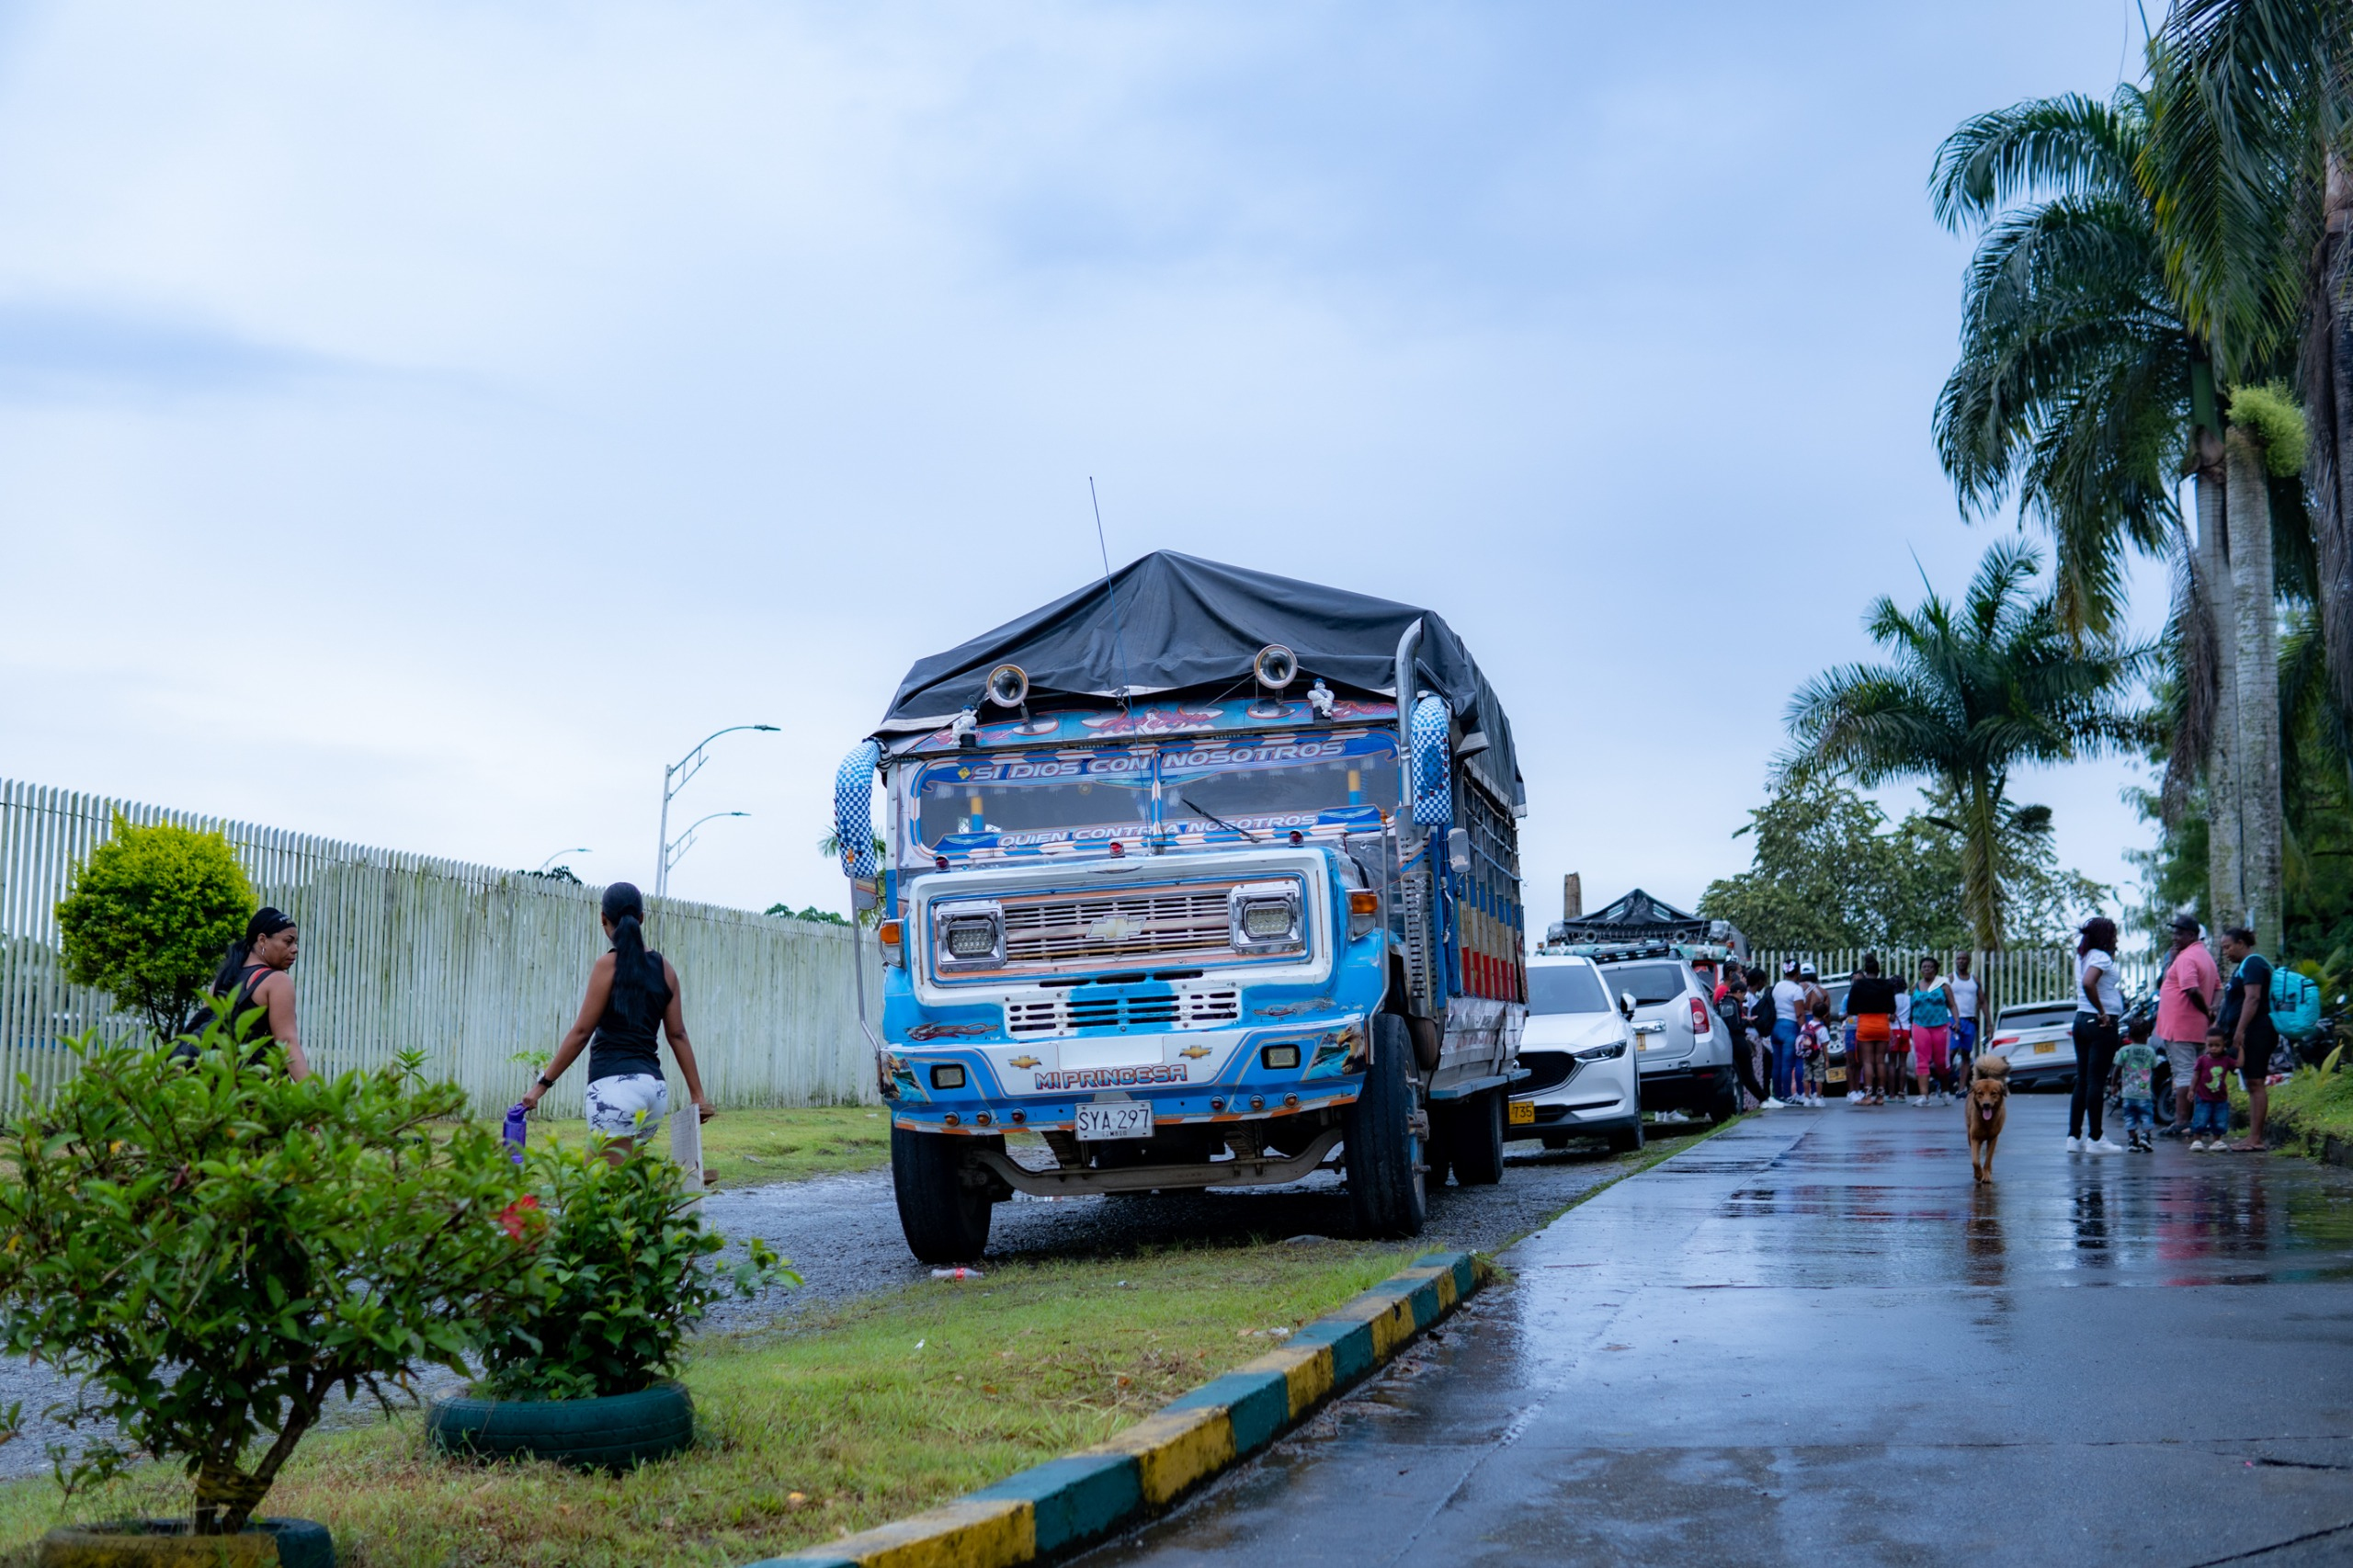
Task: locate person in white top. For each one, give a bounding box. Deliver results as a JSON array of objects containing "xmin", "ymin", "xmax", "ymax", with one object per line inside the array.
[
  {"xmin": 1768, "ymin": 961, "xmax": 1808, "ymax": 1108},
  {"xmin": 1890, "ymin": 984, "xmax": 1913, "ymax": 1094},
  {"xmin": 1949, "ymin": 956, "xmax": 1983, "ymax": 1077},
  {"xmin": 2070, "ymin": 915, "xmax": 2125, "ymax": 1152}
]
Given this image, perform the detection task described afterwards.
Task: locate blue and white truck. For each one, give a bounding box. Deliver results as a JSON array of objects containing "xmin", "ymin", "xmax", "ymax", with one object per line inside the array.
[{"xmin": 831, "ymin": 551, "xmax": 1529, "ymax": 1261}]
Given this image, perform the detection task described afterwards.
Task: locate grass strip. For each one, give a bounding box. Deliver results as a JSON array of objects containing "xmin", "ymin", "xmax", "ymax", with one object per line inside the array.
[
  {"xmin": 2254, "ymin": 1069, "xmax": 2353, "ymax": 1157},
  {"xmin": 0, "ymin": 1237, "xmax": 1424, "ymax": 1567},
  {"xmin": 521, "ymin": 1105, "xmax": 895, "ymax": 1189}
]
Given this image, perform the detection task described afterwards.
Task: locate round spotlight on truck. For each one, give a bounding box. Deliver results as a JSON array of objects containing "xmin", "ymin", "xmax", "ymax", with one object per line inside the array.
[{"xmin": 985, "ymin": 664, "xmax": 1029, "ymax": 708}]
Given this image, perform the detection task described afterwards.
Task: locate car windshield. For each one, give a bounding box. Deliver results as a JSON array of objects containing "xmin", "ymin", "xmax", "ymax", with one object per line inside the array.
[
  {"xmin": 1159, "ymin": 733, "xmax": 1397, "ymax": 840},
  {"xmin": 913, "ymin": 748, "xmax": 1154, "ymax": 848},
  {"xmin": 1999, "ymin": 1004, "xmax": 2078, "ymax": 1032},
  {"xmin": 1602, "ymin": 961, "xmax": 1688, "ymax": 1006},
  {"xmin": 1528, "ymin": 963, "xmax": 1609, "ymax": 1015}
]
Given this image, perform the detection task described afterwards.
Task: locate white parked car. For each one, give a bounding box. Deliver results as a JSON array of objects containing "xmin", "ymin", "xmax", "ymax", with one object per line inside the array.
[
  {"xmin": 1985, "ymin": 996, "xmax": 2173, "ymax": 1116},
  {"xmin": 1984, "ymin": 1000, "xmax": 2081, "ymax": 1091},
  {"xmin": 1509, "ymin": 954, "xmax": 1643, "ymax": 1153}
]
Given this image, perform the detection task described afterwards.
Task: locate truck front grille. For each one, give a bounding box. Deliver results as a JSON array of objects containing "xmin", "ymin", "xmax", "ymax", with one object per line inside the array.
[
  {"xmin": 1006, "ymin": 989, "xmax": 1241, "ymax": 1037},
  {"xmin": 998, "ymin": 887, "xmax": 1237, "ymax": 970}
]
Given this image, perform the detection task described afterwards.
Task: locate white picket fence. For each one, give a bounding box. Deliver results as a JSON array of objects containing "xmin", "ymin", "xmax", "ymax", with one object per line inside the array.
[
  {"xmin": 0, "ymin": 779, "xmax": 881, "ymax": 1115},
  {"xmin": 1753, "ymin": 948, "xmax": 2163, "ymax": 1019}
]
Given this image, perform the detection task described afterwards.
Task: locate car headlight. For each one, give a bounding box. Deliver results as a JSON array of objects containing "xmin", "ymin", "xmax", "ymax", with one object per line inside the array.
[
  {"xmin": 1229, "ymin": 882, "xmax": 1303, "ymax": 952},
  {"xmin": 933, "ymin": 903, "xmax": 1005, "ymax": 971},
  {"xmin": 1574, "ymin": 1040, "xmax": 1627, "ymax": 1061}
]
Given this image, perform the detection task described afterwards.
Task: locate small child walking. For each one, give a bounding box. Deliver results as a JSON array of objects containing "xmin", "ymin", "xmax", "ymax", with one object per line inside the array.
[
  {"xmin": 1797, "ymin": 1000, "xmax": 1831, "ymax": 1108},
  {"xmin": 2111, "ymin": 1015, "xmax": 2159, "ymax": 1152},
  {"xmin": 2188, "ymin": 1031, "xmax": 2236, "ymax": 1152}
]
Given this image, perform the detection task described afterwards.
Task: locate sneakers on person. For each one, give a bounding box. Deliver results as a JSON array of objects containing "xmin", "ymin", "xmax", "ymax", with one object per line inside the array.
[
  {"xmin": 2065, "ymin": 1136, "xmax": 2083, "ymax": 1152},
  {"xmin": 2090, "ymin": 1137, "xmax": 2124, "ymax": 1153},
  {"xmin": 1759, "ymin": 1097, "xmax": 1783, "ymax": 1109}
]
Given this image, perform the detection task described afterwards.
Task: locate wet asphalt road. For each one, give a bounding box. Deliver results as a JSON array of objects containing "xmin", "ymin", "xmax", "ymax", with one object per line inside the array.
[
  {"xmin": 1078, "ymin": 1098, "xmax": 2353, "ymax": 1568},
  {"xmin": 0, "ymin": 1131, "xmax": 1643, "ymax": 1478}
]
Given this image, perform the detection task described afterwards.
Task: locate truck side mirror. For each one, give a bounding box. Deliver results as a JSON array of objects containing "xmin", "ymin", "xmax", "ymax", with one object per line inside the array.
[
  {"xmin": 1447, "ymin": 826, "xmax": 1471, "ymax": 874},
  {"xmin": 1619, "ymin": 991, "xmax": 1637, "ymax": 1020}
]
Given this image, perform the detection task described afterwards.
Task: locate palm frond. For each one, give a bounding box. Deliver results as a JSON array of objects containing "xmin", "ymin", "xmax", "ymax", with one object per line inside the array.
[{"xmin": 1929, "ymin": 89, "xmax": 2147, "ymax": 233}]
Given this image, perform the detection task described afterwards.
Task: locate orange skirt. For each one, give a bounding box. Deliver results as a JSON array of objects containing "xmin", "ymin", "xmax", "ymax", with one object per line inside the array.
[{"xmin": 1855, "ymin": 1014, "xmax": 1891, "ymax": 1044}]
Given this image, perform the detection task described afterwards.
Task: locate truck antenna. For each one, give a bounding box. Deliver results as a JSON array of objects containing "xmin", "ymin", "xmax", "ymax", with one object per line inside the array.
[{"xmin": 1090, "ymin": 476, "xmax": 1134, "ymax": 714}]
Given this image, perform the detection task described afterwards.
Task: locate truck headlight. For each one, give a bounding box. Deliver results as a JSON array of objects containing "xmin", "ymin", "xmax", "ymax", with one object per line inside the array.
[
  {"xmin": 1229, "ymin": 882, "xmax": 1303, "ymax": 952},
  {"xmin": 933, "ymin": 903, "xmax": 1005, "ymax": 971}
]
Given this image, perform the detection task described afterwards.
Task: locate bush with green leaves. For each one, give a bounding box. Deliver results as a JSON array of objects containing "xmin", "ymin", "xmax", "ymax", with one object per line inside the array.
[
  {"xmin": 54, "ymin": 816, "xmax": 255, "ymax": 1040},
  {"xmin": 475, "ymin": 1147, "xmax": 795, "ymax": 1401},
  {"xmin": 0, "ymin": 1019, "xmax": 539, "ymax": 1534}
]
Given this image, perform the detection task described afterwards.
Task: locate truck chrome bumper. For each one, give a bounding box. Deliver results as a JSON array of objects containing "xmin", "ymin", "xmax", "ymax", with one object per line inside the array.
[{"xmin": 968, "ymin": 1127, "xmax": 1346, "ymax": 1197}]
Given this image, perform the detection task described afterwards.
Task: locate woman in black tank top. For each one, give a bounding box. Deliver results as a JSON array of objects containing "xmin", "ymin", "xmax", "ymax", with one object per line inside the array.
[
  {"xmin": 199, "ymin": 907, "xmax": 311, "ymax": 1077},
  {"xmin": 522, "ymin": 882, "xmax": 714, "ymax": 1160}
]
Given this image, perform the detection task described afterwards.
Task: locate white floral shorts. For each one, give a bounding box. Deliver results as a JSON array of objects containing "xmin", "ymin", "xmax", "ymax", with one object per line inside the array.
[{"xmin": 584, "ymin": 1073, "xmax": 668, "ymax": 1140}]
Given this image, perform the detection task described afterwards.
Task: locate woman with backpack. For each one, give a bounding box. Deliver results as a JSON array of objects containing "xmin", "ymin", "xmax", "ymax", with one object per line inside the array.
[
  {"xmin": 187, "ymin": 906, "xmax": 311, "ymax": 1077},
  {"xmin": 521, "ymin": 882, "xmax": 714, "ymax": 1159}
]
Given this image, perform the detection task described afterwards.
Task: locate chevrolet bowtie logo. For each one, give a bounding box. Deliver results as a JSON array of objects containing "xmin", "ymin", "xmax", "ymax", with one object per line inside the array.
[
  {"xmin": 1179, "ymin": 1045, "xmax": 1211, "ymax": 1059},
  {"xmin": 1008, "ymin": 1056, "xmax": 1040, "ymax": 1069},
  {"xmin": 1086, "ymin": 914, "xmax": 1143, "ymax": 943}
]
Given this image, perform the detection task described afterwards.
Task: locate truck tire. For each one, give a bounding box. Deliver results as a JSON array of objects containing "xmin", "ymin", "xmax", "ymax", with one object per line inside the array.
[
  {"xmin": 1449, "ymin": 1088, "xmax": 1505, "ymax": 1186},
  {"xmin": 1346, "ymin": 1014, "xmax": 1427, "ymax": 1238},
  {"xmin": 891, "ymin": 1124, "xmax": 992, "ymax": 1264}
]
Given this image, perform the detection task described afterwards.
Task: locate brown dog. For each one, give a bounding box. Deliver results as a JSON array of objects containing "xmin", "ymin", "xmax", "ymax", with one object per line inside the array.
[{"xmin": 1967, "ymin": 1057, "xmax": 2009, "ymax": 1183}]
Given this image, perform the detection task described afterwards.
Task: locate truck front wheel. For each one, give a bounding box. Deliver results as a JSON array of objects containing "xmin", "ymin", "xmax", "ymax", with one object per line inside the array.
[
  {"xmin": 891, "ymin": 1124, "xmax": 993, "ymax": 1264},
  {"xmin": 1346, "ymin": 1015, "xmax": 1428, "ymax": 1238}
]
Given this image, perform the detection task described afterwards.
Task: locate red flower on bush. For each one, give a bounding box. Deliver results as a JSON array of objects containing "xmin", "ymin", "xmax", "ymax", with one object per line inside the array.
[{"xmin": 497, "ymin": 1195, "xmax": 541, "ymax": 1242}]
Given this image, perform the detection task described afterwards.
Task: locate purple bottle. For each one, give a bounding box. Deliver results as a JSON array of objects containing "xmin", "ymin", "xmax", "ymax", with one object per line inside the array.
[{"xmin": 503, "ymin": 1103, "xmax": 529, "ymax": 1166}]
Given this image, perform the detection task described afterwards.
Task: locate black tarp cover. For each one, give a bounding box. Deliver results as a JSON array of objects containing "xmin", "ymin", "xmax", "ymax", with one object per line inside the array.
[{"xmin": 878, "ymin": 551, "xmax": 1522, "ymax": 807}]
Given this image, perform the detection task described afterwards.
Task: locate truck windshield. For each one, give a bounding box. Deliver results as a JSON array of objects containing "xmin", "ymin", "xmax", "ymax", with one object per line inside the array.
[
  {"xmin": 1160, "ymin": 733, "xmax": 1397, "ymax": 840},
  {"xmin": 1527, "ymin": 964, "xmax": 1609, "ymax": 1015},
  {"xmin": 912, "ymin": 748, "xmax": 1154, "ymax": 849}
]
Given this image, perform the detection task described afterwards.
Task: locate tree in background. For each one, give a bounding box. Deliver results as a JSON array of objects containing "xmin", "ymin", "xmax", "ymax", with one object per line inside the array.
[
  {"xmin": 1700, "ymin": 776, "xmax": 2108, "ymax": 951},
  {"xmin": 54, "ymin": 816, "xmax": 254, "ymax": 1040},
  {"xmin": 1781, "ymin": 541, "xmax": 2147, "ymax": 949},
  {"xmin": 1928, "ymin": 51, "xmax": 2317, "ymax": 947},
  {"xmin": 1930, "ymin": 85, "xmax": 2190, "ymax": 641},
  {"xmin": 2156, "ymin": 0, "xmax": 2353, "ymax": 745}
]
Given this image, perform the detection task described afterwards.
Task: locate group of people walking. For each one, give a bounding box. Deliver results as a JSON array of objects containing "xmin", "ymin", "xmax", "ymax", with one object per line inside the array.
[
  {"xmin": 1717, "ymin": 951, "xmax": 1984, "ymax": 1110},
  {"xmin": 1717, "ymin": 915, "xmax": 2288, "ymax": 1150},
  {"xmin": 2069, "ymin": 914, "xmax": 2279, "ymax": 1154},
  {"xmin": 184, "ymin": 882, "xmax": 714, "ymax": 1158}
]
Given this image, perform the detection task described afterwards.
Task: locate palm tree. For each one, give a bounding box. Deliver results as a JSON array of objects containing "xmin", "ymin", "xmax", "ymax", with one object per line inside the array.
[
  {"xmin": 1930, "ymin": 87, "xmax": 2190, "ymax": 640},
  {"xmin": 1929, "ymin": 71, "xmax": 2306, "ymax": 942},
  {"xmin": 1781, "ymin": 541, "xmax": 2149, "ymax": 949}
]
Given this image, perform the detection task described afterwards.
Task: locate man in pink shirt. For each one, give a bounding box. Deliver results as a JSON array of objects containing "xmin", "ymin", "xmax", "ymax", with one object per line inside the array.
[{"xmin": 2156, "ymin": 914, "xmax": 2222, "ymax": 1132}]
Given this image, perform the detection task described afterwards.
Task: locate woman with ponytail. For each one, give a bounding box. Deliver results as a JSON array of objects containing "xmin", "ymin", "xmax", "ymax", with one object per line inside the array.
[
  {"xmin": 523, "ymin": 882, "xmax": 713, "ymax": 1156},
  {"xmin": 195, "ymin": 906, "xmax": 311, "ymax": 1078}
]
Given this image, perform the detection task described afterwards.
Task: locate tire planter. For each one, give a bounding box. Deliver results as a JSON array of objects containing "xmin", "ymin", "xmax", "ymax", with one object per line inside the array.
[
  {"xmin": 426, "ymin": 1380, "xmax": 694, "ymax": 1471},
  {"xmin": 40, "ymin": 1517, "xmax": 333, "ymax": 1568}
]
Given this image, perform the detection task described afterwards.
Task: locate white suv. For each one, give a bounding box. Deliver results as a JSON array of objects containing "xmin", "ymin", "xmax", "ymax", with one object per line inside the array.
[
  {"xmin": 1509, "ymin": 954, "xmax": 1643, "ymax": 1153},
  {"xmin": 1597, "ymin": 948, "xmax": 1736, "ymax": 1121}
]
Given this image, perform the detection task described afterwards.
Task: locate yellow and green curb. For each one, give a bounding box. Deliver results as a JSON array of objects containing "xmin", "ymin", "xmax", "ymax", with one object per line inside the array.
[{"xmin": 747, "ymin": 1250, "xmax": 1480, "ymax": 1568}]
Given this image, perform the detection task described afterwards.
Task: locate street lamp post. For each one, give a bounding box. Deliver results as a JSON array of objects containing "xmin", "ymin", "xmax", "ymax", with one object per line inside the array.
[
  {"xmin": 662, "ymin": 811, "xmax": 749, "ymax": 889},
  {"xmin": 534, "ymin": 847, "xmax": 591, "ymax": 875},
  {"xmin": 656, "ymin": 724, "xmax": 779, "ymax": 899}
]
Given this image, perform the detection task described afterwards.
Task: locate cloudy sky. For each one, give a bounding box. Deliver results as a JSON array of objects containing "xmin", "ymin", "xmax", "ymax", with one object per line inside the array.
[{"xmin": 0, "ymin": 0, "xmax": 2172, "ymax": 922}]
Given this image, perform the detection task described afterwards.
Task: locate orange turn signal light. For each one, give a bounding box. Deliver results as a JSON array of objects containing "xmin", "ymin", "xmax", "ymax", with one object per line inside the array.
[
  {"xmin": 1347, "ymin": 892, "xmax": 1379, "ymax": 916},
  {"xmin": 878, "ymin": 919, "xmax": 903, "ymax": 945}
]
